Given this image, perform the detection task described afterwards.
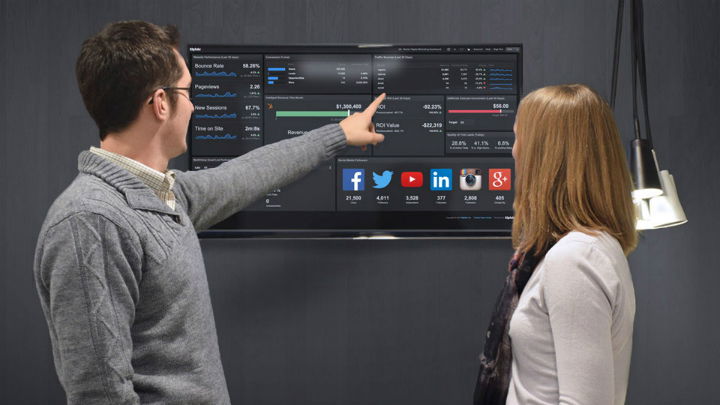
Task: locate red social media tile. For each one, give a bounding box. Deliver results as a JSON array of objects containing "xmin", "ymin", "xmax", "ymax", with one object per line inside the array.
[
  {"xmin": 401, "ymin": 172, "xmax": 423, "ymax": 187},
  {"xmin": 488, "ymin": 168, "xmax": 511, "ymax": 190}
]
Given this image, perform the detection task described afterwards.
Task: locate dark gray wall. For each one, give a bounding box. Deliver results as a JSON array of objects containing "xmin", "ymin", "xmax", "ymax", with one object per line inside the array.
[{"xmin": 1, "ymin": 0, "xmax": 718, "ymax": 403}]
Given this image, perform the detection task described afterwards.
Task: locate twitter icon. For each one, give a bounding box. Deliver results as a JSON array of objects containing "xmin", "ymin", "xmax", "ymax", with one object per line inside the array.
[{"xmin": 372, "ymin": 171, "xmax": 394, "ymax": 189}]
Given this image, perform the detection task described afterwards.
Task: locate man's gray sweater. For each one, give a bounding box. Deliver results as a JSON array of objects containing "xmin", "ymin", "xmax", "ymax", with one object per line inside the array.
[{"xmin": 33, "ymin": 124, "xmax": 346, "ymax": 404}]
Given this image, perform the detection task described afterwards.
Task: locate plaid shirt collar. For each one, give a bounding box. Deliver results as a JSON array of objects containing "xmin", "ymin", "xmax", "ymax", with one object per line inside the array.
[{"xmin": 89, "ymin": 146, "xmax": 176, "ymax": 210}]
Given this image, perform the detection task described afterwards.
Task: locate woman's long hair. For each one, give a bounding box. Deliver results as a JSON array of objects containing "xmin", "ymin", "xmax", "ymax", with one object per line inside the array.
[{"xmin": 512, "ymin": 84, "xmax": 638, "ymax": 255}]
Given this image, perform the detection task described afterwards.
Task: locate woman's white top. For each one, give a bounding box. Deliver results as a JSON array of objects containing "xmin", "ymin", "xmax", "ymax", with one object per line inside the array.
[{"xmin": 506, "ymin": 231, "xmax": 635, "ymax": 405}]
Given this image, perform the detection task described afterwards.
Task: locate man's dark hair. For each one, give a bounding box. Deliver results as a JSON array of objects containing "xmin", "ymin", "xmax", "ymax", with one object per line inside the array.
[{"xmin": 76, "ymin": 21, "xmax": 184, "ymax": 140}]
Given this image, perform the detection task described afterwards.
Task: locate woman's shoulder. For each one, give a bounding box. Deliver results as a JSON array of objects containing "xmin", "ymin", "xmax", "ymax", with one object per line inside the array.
[
  {"xmin": 539, "ymin": 230, "xmax": 630, "ymax": 305},
  {"xmin": 546, "ymin": 230, "xmax": 625, "ymax": 264}
]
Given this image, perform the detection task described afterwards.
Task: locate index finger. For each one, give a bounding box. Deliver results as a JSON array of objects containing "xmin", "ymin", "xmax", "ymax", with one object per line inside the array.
[{"xmin": 364, "ymin": 93, "xmax": 386, "ymax": 116}]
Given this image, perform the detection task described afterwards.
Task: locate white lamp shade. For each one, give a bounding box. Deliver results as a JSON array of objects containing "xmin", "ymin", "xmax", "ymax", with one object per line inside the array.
[
  {"xmin": 634, "ymin": 170, "xmax": 687, "ymax": 230},
  {"xmin": 634, "ymin": 198, "xmax": 654, "ymax": 230},
  {"xmin": 649, "ymin": 170, "xmax": 687, "ymax": 228}
]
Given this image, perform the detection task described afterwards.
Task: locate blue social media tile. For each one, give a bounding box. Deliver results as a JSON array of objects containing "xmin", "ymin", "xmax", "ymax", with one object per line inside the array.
[
  {"xmin": 343, "ymin": 169, "xmax": 365, "ymax": 191},
  {"xmin": 372, "ymin": 170, "xmax": 393, "ymax": 189},
  {"xmin": 430, "ymin": 168, "xmax": 453, "ymax": 190}
]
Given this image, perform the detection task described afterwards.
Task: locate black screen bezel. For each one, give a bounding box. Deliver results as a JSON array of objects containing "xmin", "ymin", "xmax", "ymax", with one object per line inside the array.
[{"xmin": 186, "ymin": 44, "xmax": 522, "ymax": 238}]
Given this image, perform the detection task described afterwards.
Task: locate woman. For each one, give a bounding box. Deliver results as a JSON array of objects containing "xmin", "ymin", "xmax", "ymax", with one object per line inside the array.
[{"xmin": 474, "ymin": 84, "xmax": 638, "ymax": 405}]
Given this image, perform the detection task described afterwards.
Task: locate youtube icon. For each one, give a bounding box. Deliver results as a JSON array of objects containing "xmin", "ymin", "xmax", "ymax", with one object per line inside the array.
[{"xmin": 401, "ymin": 172, "xmax": 423, "ymax": 188}]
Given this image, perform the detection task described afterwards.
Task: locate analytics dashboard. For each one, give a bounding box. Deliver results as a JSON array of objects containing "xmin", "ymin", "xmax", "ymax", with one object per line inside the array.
[{"xmin": 187, "ymin": 44, "xmax": 521, "ymax": 236}]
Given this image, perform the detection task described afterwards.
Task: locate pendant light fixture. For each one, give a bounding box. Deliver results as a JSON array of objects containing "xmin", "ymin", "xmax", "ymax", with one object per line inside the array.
[{"xmin": 610, "ymin": 0, "xmax": 687, "ymax": 229}]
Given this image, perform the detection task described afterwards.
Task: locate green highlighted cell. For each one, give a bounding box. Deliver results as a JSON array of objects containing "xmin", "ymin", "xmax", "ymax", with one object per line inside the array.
[{"xmin": 275, "ymin": 110, "xmax": 350, "ymax": 118}]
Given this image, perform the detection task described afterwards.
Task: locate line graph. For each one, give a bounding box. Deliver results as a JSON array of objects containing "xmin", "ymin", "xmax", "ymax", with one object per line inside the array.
[
  {"xmin": 487, "ymin": 67, "xmax": 514, "ymax": 91},
  {"xmin": 195, "ymin": 71, "xmax": 238, "ymax": 77},
  {"xmin": 194, "ymin": 113, "xmax": 237, "ymax": 119},
  {"xmin": 195, "ymin": 134, "xmax": 238, "ymax": 140},
  {"xmin": 194, "ymin": 92, "xmax": 238, "ymax": 98}
]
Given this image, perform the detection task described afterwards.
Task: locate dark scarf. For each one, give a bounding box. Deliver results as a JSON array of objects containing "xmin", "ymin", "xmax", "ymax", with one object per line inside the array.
[{"xmin": 473, "ymin": 247, "xmax": 550, "ymax": 404}]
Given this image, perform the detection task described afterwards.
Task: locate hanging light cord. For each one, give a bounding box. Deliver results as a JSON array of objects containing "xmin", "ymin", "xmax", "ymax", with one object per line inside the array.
[
  {"xmin": 610, "ymin": 0, "xmax": 624, "ymax": 109},
  {"xmin": 634, "ymin": 0, "xmax": 654, "ymax": 146},
  {"xmin": 611, "ymin": 0, "xmax": 654, "ymax": 146},
  {"xmin": 631, "ymin": 0, "xmax": 641, "ymax": 140}
]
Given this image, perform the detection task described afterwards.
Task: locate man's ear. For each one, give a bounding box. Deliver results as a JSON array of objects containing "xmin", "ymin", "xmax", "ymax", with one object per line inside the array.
[{"xmin": 149, "ymin": 89, "xmax": 170, "ymax": 121}]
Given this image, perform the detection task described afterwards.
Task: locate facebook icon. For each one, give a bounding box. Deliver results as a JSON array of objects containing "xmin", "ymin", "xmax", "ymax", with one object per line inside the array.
[
  {"xmin": 342, "ymin": 169, "xmax": 365, "ymax": 191},
  {"xmin": 430, "ymin": 168, "xmax": 453, "ymax": 190}
]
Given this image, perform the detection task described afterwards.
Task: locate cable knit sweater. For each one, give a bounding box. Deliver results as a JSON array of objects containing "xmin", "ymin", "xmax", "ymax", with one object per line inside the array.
[{"xmin": 33, "ymin": 124, "xmax": 346, "ymax": 404}]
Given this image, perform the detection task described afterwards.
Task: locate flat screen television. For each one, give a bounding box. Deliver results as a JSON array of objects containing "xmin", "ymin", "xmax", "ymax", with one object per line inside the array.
[{"xmin": 187, "ymin": 44, "xmax": 521, "ymax": 237}]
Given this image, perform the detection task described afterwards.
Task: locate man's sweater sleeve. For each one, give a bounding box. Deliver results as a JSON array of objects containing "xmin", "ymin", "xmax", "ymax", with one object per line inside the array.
[
  {"xmin": 37, "ymin": 212, "xmax": 142, "ymax": 405},
  {"xmin": 173, "ymin": 123, "xmax": 346, "ymax": 231},
  {"xmin": 542, "ymin": 241, "xmax": 618, "ymax": 405}
]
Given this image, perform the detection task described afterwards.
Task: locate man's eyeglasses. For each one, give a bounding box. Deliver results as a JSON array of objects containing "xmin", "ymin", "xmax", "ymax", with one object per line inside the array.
[{"xmin": 148, "ymin": 87, "xmax": 191, "ymax": 104}]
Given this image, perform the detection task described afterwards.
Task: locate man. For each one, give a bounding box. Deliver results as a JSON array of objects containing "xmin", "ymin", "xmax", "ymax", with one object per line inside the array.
[{"xmin": 33, "ymin": 21, "xmax": 385, "ymax": 404}]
